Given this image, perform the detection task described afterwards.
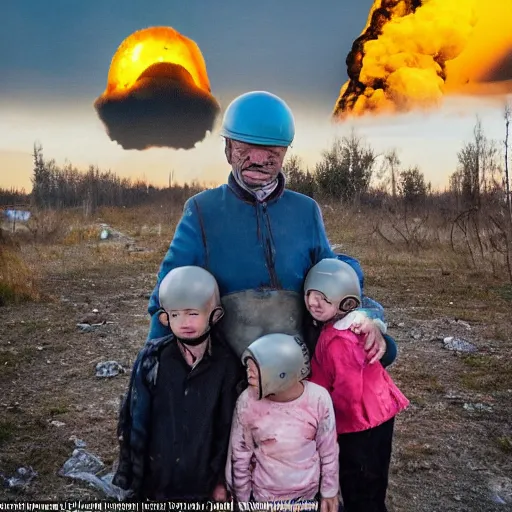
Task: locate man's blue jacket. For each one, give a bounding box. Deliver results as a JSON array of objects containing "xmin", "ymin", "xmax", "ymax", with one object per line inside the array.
[{"xmin": 147, "ymin": 172, "xmax": 396, "ymax": 364}]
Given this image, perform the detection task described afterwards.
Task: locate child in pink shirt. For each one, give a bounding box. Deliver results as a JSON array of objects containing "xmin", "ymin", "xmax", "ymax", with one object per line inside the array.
[
  {"xmin": 226, "ymin": 333, "xmax": 339, "ymax": 512},
  {"xmin": 305, "ymin": 259, "xmax": 409, "ymax": 512}
]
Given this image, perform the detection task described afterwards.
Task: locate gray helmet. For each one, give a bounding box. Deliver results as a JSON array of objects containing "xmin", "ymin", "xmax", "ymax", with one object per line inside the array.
[
  {"xmin": 159, "ymin": 266, "xmax": 222, "ymax": 318},
  {"xmin": 241, "ymin": 333, "xmax": 310, "ymax": 400},
  {"xmin": 304, "ymin": 258, "xmax": 361, "ymax": 310}
]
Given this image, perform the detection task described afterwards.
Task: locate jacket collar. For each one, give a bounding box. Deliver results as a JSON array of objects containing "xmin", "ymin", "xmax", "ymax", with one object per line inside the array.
[{"xmin": 227, "ymin": 171, "xmax": 286, "ymax": 205}]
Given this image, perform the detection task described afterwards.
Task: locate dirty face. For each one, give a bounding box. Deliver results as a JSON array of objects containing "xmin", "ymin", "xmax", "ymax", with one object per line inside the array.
[
  {"xmin": 168, "ymin": 309, "xmax": 209, "ymax": 339},
  {"xmin": 225, "ymin": 139, "xmax": 287, "ymax": 188},
  {"xmin": 305, "ymin": 290, "xmax": 340, "ymax": 323},
  {"xmin": 245, "ymin": 357, "xmax": 260, "ymax": 388}
]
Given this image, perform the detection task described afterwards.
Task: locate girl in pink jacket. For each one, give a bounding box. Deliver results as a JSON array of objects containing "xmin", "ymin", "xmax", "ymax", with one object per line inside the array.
[
  {"xmin": 226, "ymin": 333, "xmax": 340, "ymax": 512},
  {"xmin": 305, "ymin": 259, "xmax": 409, "ymax": 512}
]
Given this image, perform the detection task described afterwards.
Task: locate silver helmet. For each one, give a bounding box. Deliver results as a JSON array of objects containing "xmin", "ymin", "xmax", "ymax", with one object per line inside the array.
[
  {"xmin": 159, "ymin": 266, "xmax": 222, "ymax": 315},
  {"xmin": 241, "ymin": 333, "xmax": 310, "ymax": 400},
  {"xmin": 304, "ymin": 258, "xmax": 361, "ymax": 310},
  {"xmin": 159, "ymin": 266, "xmax": 223, "ymax": 346}
]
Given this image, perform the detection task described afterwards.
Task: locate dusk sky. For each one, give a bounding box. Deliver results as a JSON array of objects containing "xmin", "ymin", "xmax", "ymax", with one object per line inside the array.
[{"xmin": 1, "ymin": 0, "xmax": 511, "ymax": 191}]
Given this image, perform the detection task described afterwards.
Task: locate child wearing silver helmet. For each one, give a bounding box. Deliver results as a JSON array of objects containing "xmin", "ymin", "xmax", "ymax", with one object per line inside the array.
[
  {"xmin": 305, "ymin": 258, "xmax": 409, "ymax": 512},
  {"xmin": 113, "ymin": 266, "xmax": 243, "ymax": 502},
  {"xmin": 226, "ymin": 333, "xmax": 339, "ymax": 512}
]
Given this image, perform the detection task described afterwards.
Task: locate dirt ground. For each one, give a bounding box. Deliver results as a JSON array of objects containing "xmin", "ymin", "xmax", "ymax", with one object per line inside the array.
[{"xmin": 0, "ymin": 216, "xmax": 511, "ymax": 511}]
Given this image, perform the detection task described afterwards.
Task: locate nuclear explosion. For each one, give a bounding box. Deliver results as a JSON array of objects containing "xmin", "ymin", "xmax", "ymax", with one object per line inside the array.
[
  {"xmin": 333, "ymin": 0, "xmax": 512, "ymax": 120},
  {"xmin": 94, "ymin": 27, "xmax": 220, "ymax": 150}
]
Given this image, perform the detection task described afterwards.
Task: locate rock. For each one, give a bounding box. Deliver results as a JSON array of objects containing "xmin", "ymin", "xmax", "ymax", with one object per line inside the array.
[
  {"xmin": 463, "ymin": 402, "xmax": 493, "ymax": 413},
  {"xmin": 443, "ymin": 337, "xmax": 477, "ymax": 353},
  {"xmin": 77, "ymin": 323, "xmax": 94, "ymax": 333},
  {"xmin": 450, "ymin": 319, "xmax": 472, "ymax": 331},
  {"xmin": 77, "ymin": 321, "xmax": 111, "ymax": 333},
  {"xmin": 50, "ymin": 420, "xmax": 66, "ymax": 428},
  {"xmin": 95, "ymin": 361, "xmax": 125, "ymax": 378},
  {"xmin": 489, "ymin": 476, "xmax": 512, "ymax": 505},
  {"xmin": 0, "ymin": 467, "xmax": 37, "ymax": 489}
]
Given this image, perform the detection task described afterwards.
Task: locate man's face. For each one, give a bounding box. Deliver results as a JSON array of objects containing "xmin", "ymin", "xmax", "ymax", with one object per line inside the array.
[{"xmin": 226, "ymin": 139, "xmax": 288, "ymax": 188}]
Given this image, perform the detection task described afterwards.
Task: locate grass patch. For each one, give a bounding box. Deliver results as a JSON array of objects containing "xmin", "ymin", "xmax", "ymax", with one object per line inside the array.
[
  {"xmin": 0, "ymin": 421, "xmax": 16, "ymax": 445},
  {"xmin": 48, "ymin": 405, "xmax": 69, "ymax": 416},
  {"xmin": 401, "ymin": 369, "xmax": 445, "ymax": 393},
  {"xmin": 460, "ymin": 354, "xmax": 512, "ymax": 391},
  {"xmin": 495, "ymin": 284, "xmax": 512, "ymax": 302},
  {"xmin": 61, "ymin": 226, "xmax": 101, "ymax": 246},
  {"xmin": 496, "ymin": 436, "xmax": 512, "ymax": 454},
  {"xmin": 401, "ymin": 442, "xmax": 436, "ymax": 461},
  {"xmin": 0, "ymin": 247, "xmax": 41, "ymax": 305},
  {"xmin": 0, "ymin": 346, "xmax": 39, "ymax": 371}
]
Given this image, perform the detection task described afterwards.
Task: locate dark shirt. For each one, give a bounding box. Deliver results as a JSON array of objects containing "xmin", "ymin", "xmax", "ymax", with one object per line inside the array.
[{"xmin": 113, "ymin": 333, "xmax": 243, "ymax": 501}]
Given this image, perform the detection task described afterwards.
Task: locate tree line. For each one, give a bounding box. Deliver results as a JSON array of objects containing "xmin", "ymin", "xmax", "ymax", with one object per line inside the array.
[
  {"xmin": 284, "ymin": 116, "xmax": 510, "ymax": 214},
  {"xmin": 1, "ymin": 110, "xmax": 510, "ymax": 216},
  {"xmin": 1, "ymin": 144, "xmax": 203, "ymax": 213}
]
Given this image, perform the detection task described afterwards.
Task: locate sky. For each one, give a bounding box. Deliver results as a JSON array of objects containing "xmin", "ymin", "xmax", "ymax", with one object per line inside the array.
[{"xmin": 1, "ymin": 0, "xmax": 511, "ymax": 192}]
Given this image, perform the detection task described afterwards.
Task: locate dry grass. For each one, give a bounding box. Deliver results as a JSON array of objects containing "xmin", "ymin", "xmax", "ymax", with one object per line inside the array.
[
  {"xmin": 459, "ymin": 354, "xmax": 512, "ymax": 392},
  {"xmin": 496, "ymin": 436, "xmax": 512, "ymax": 454},
  {"xmin": 0, "ymin": 245, "xmax": 41, "ymax": 305}
]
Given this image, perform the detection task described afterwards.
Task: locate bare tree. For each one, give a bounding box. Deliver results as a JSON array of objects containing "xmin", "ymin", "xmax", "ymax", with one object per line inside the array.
[
  {"xmin": 504, "ymin": 102, "xmax": 512, "ymax": 220},
  {"xmin": 283, "ymin": 155, "xmax": 316, "ymax": 197},
  {"xmin": 456, "ymin": 117, "xmax": 501, "ymax": 208},
  {"xmin": 398, "ymin": 166, "xmax": 427, "ymax": 207},
  {"xmin": 384, "ymin": 149, "xmax": 400, "ymax": 199},
  {"xmin": 315, "ymin": 131, "xmax": 376, "ymax": 204}
]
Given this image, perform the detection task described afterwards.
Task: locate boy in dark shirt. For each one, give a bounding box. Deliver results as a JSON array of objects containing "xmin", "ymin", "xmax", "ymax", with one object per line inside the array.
[{"xmin": 113, "ymin": 266, "xmax": 243, "ymax": 501}]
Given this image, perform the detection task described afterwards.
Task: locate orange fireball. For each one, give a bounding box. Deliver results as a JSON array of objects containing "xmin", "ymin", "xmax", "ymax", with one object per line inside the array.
[{"xmin": 94, "ymin": 27, "xmax": 220, "ymax": 150}]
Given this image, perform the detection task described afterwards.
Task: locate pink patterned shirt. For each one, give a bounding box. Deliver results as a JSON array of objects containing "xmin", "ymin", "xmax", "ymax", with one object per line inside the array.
[{"xmin": 226, "ymin": 381, "xmax": 339, "ymax": 502}]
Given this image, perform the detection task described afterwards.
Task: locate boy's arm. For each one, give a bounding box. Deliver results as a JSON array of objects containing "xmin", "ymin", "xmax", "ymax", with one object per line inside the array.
[
  {"xmin": 225, "ymin": 395, "xmax": 254, "ymax": 502},
  {"xmin": 315, "ymin": 390, "xmax": 339, "ymax": 499},
  {"xmin": 147, "ymin": 198, "xmax": 206, "ymax": 340},
  {"xmin": 112, "ymin": 387, "xmax": 134, "ymax": 491},
  {"xmin": 112, "ymin": 349, "xmax": 148, "ymax": 496}
]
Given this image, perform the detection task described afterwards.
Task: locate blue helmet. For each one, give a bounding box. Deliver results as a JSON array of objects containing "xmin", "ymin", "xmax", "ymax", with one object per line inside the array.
[{"xmin": 220, "ymin": 91, "xmax": 295, "ymax": 147}]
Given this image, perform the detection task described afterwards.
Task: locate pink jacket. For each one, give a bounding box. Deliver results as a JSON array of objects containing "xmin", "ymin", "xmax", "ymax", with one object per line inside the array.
[
  {"xmin": 309, "ymin": 323, "xmax": 409, "ymax": 435},
  {"xmin": 225, "ymin": 381, "xmax": 339, "ymax": 502}
]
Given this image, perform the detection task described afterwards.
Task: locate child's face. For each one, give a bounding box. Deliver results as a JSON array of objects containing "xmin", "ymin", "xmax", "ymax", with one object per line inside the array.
[
  {"xmin": 245, "ymin": 358, "xmax": 260, "ymax": 388},
  {"xmin": 305, "ymin": 290, "xmax": 340, "ymax": 322},
  {"xmin": 168, "ymin": 309, "xmax": 209, "ymax": 339}
]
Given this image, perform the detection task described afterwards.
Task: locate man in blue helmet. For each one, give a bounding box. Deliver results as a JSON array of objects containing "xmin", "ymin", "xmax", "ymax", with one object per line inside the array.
[{"xmin": 147, "ymin": 91, "xmax": 396, "ymax": 364}]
